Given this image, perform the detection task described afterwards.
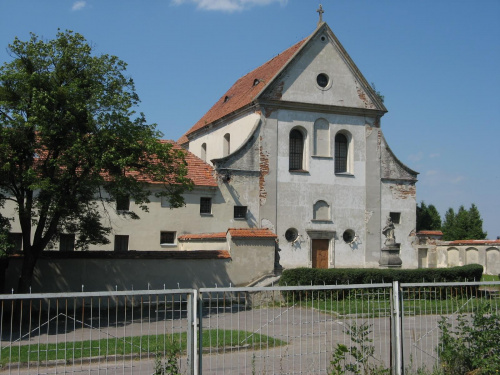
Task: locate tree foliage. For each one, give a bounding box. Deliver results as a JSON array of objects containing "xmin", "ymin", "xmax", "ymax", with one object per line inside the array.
[
  {"xmin": 416, "ymin": 201, "xmax": 441, "ymax": 232},
  {"xmin": 441, "ymin": 204, "xmax": 487, "ymax": 241},
  {"xmin": 0, "ymin": 30, "xmax": 192, "ymax": 292}
]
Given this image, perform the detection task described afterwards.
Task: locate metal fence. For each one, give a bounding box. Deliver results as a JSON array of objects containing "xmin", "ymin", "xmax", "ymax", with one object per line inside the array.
[
  {"xmin": 0, "ymin": 281, "xmax": 498, "ymax": 374},
  {"xmin": 0, "ymin": 289, "xmax": 196, "ymax": 374}
]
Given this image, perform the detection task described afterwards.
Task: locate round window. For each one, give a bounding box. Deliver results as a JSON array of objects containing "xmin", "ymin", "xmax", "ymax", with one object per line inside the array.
[
  {"xmin": 285, "ymin": 228, "xmax": 298, "ymax": 242},
  {"xmin": 343, "ymin": 229, "xmax": 355, "ymax": 243},
  {"xmin": 316, "ymin": 73, "xmax": 329, "ymax": 88}
]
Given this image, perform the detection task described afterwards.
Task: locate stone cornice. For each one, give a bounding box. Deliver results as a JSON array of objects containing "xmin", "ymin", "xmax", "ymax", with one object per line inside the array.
[{"xmin": 257, "ymin": 99, "xmax": 387, "ymax": 118}]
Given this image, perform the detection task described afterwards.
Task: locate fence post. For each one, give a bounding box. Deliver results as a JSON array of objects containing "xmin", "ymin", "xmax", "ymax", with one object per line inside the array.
[
  {"xmin": 391, "ymin": 281, "xmax": 402, "ymax": 375},
  {"xmin": 198, "ymin": 291, "xmax": 203, "ymax": 375},
  {"xmin": 187, "ymin": 291, "xmax": 198, "ymax": 375}
]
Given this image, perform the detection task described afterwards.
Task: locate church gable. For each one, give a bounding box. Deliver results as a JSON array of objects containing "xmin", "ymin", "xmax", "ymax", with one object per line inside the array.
[
  {"xmin": 380, "ymin": 135, "xmax": 418, "ymax": 182},
  {"xmin": 260, "ymin": 24, "xmax": 386, "ymax": 114}
]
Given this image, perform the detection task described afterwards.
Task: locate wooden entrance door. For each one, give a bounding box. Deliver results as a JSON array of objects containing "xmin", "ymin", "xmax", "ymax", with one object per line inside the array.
[{"xmin": 312, "ymin": 239, "xmax": 329, "ymax": 269}]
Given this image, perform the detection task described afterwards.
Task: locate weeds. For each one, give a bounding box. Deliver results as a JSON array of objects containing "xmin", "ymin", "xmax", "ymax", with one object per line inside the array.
[{"xmin": 328, "ymin": 322, "xmax": 389, "ymax": 375}]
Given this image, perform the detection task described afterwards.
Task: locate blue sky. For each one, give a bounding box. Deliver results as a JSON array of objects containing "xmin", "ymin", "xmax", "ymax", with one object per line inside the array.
[{"xmin": 1, "ymin": 0, "xmax": 499, "ymax": 238}]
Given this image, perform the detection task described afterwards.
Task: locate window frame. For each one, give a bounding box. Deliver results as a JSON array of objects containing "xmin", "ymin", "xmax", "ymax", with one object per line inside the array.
[
  {"xmin": 59, "ymin": 233, "xmax": 75, "ymax": 252},
  {"xmin": 200, "ymin": 197, "xmax": 212, "ymax": 215},
  {"xmin": 223, "ymin": 133, "xmax": 230, "ymax": 156},
  {"xmin": 289, "ymin": 128, "xmax": 306, "ymax": 171},
  {"xmin": 233, "ymin": 206, "xmax": 247, "ymax": 220},
  {"xmin": 160, "ymin": 231, "xmax": 176, "ymax": 246},
  {"xmin": 116, "ymin": 194, "xmax": 130, "ymax": 212},
  {"xmin": 390, "ymin": 212, "xmax": 401, "ymax": 224},
  {"xmin": 114, "ymin": 235, "xmax": 129, "ymax": 252}
]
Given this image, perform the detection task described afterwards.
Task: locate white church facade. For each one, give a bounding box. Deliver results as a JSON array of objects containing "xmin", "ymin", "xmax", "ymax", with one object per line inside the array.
[{"xmin": 177, "ymin": 21, "xmax": 418, "ymax": 270}]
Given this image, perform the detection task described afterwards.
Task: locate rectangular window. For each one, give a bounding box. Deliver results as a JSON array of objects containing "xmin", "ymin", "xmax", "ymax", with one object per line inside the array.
[
  {"xmin": 116, "ymin": 195, "xmax": 130, "ymax": 211},
  {"xmin": 200, "ymin": 197, "xmax": 212, "ymax": 214},
  {"xmin": 160, "ymin": 231, "xmax": 176, "ymax": 245},
  {"xmin": 59, "ymin": 234, "xmax": 75, "ymax": 252},
  {"xmin": 8, "ymin": 232, "xmax": 23, "ymax": 252},
  {"xmin": 390, "ymin": 212, "xmax": 401, "ymax": 224},
  {"xmin": 114, "ymin": 235, "xmax": 129, "ymax": 252},
  {"xmin": 234, "ymin": 206, "xmax": 247, "ymax": 219},
  {"xmin": 161, "ymin": 196, "xmax": 170, "ymax": 208}
]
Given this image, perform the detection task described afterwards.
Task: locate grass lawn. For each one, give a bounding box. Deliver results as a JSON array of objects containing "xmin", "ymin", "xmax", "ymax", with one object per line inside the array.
[
  {"xmin": 481, "ymin": 274, "xmax": 500, "ymax": 281},
  {"xmin": 0, "ymin": 329, "xmax": 286, "ymax": 366}
]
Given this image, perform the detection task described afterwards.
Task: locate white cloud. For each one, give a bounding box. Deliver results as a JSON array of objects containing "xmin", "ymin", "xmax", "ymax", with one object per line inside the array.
[
  {"xmin": 72, "ymin": 1, "xmax": 86, "ymax": 11},
  {"xmin": 172, "ymin": 0, "xmax": 287, "ymax": 12},
  {"xmin": 429, "ymin": 153, "xmax": 440, "ymax": 159}
]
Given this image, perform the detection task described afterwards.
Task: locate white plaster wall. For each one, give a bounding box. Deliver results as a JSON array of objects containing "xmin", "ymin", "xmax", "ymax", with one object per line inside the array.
[
  {"xmin": 278, "ymin": 34, "xmax": 376, "ymax": 110},
  {"xmin": 270, "ymin": 109, "xmax": 369, "ymax": 269},
  {"xmin": 3, "ymin": 186, "xmax": 244, "ymax": 252},
  {"xmin": 188, "ymin": 113, "xmax": 260, "ymax": 164},
  {"xmin": 434, "ymin": 245, "xmax": 500, "ymax": 275}
]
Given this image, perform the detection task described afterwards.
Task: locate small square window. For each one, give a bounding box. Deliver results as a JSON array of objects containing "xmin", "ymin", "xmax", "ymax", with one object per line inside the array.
[
  {"xmin": 390, "ymin": 212, "xmax": 401, "ymax": 224},
  {"xmin": 200, "ymin": 197, "xmax": 212, "ymax": 214},
  {"xmin": 114, "ymin": 235, "xmax": 129, "ymax": 252},
  {"xmin": 8, "ymin": 233, "xmax": 23, "ymax": 252},
  {"xmin": 60, "ymin": 234, "xmax": 75, "ymax": 252},
  {"xmin": 161, "ymin": 196, "xmax": 170, "ymax": 208},
  {"xmin": 116, "ymin": 195, "xmax": 130, "ymax": 211},
  {"xmin": 234, "ymin": 206, "xmax": 247, "ymax": 219},
  {"xmin": 160, "ymin": 231, "xmax": 176, "ymax": 245}
]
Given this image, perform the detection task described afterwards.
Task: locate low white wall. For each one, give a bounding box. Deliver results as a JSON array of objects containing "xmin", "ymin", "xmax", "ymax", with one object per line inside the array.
[{"xmin": 5, "ymin": 246, "xmax": 276, "ymax": 293}]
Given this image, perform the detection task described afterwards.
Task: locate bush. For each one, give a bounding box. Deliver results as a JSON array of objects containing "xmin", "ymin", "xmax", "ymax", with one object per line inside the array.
[
  {"xmin": 279, "ymin": 265, "xmax": 483, "ymax": 286},
  {"xmin": 438, "ymin": 303, "xmax": 500, "ymax": 374},
  {"xmin": 279, "ymin": 265, "xmax": 483, "ymax": 301}
]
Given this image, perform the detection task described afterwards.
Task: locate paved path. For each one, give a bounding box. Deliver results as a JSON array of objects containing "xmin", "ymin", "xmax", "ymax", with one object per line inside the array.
[{"xmin": 0, "ymin": 305, "xmax": 443, "ymax": 374}]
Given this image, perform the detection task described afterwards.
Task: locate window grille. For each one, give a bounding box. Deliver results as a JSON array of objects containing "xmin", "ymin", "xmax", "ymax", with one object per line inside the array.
[
  {"xmin": 335, "ymin": 133, "xmax": 348, "ymax": 173},
  {"xmin": 200, "ymin": 197, "xmax": 212, "ymax": 214},
  {"xmin": 114, "ymin": 235, "xmax": 129, "ymax": 252},
  {"xmin": 289, "ymin": 129, "xmax": 304, "ymax": 170},
  {"xmin": 234, "ymin": 206, "xmax": 247, "ymax": 219},
  {"xmin": 8, "ymin": 233, "xmax": 22, "ymax": 252},
  {"xmin": 160, "ymin": 231, "xmax": 176, "ymax": 245},
  {"xmin": 116, "ymin": 194, "xmax": 130, "ymax": 211},
  {"xmin": 59, "ymin": 234, "xmax": 75, "ymax": 252}
]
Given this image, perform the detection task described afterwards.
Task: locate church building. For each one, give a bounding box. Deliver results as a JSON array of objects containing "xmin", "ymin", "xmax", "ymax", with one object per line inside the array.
[{"xmin": 177, "ymin": 19, "xmax": 419, "ymax": 270}]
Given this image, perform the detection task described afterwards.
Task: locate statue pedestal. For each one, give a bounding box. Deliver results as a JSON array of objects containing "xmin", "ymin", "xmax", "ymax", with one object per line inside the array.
[{"xmin": 379, "ymin": 241, "xmax": 402, "ymax": 268}]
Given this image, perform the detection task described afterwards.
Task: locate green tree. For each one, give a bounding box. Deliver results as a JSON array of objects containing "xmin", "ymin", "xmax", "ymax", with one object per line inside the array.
[
  {"xmin": 0, "ymin": 30, "xmax": 192, "ymax": 293},
  {"xmin": 416, "ymin": 201, "xmax": 442, "ymax": 232},
  {"xmin": 442, "ymin": 204, "xmax": 487, "ymax": 241}
]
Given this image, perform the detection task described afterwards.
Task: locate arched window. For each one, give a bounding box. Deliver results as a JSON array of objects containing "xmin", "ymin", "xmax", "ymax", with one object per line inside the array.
[
  {"xmin": 201, "ymin": 143, "xmax": 207, "ymax": 162},
  {"xmin": 223, "ymin": 133, "xmax": 230, "ymax": 156},
  {"xmin": 313, "ymin": 200, "xmax": 330, "ymax": 221},
  {"xmin": 289, "ymin": 129, "xmax": 304, "ymax": 171},
  {"xmin": 335, "ymin": 133, "xmax": 348, "ymax": 173}
]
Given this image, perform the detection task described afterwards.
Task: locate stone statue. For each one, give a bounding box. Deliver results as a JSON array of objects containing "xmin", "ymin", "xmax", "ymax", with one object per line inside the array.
[{"xmin": 382, "ymin": 217, "xmax": 396, "ymax": 245}]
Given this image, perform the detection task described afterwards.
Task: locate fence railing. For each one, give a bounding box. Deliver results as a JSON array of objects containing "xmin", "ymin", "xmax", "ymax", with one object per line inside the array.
[
  {"xmin": 0, "ymin": 281, "xmax": 498, "ymax": 374},
  {"xmin": 0, "ymin": 289, "xmax": 196, "ymax": 374}
]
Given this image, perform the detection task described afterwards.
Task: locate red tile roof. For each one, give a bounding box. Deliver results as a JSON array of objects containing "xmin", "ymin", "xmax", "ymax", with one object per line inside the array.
[
  {"xmin": 178, "ymin": 38, "xmax": 307, "ymax": 144},
  {"xmin": 178, "ymin": 232, "xmax": 227, "ymax": 241},
  {"xmin": 448, "ymin": 240, "xmax": 500, "ymax": 246},
  {"xmin": 417, "ymin": 231, "xmax": 443, "ymax": 236},
  {"xmin": 131, "ymin": 140, "xmax": 216, "ymax": 187},
  {"xmin": 228, "ymin": 228, "xmax": 277, "ymax": 239}
]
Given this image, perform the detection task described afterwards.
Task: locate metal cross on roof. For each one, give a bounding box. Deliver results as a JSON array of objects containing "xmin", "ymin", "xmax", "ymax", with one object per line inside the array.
[{"xmin": 317, "ymin": 4, "xmax": 324, "ymax": 26}]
